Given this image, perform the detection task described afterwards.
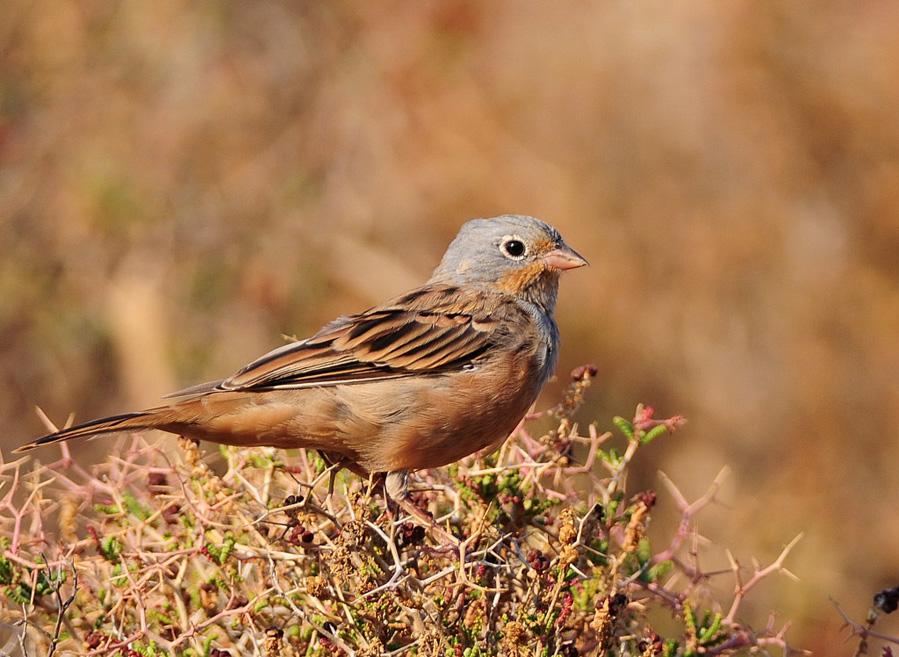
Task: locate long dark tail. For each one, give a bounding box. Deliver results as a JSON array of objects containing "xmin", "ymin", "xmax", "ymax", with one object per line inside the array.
[{"xmin": 15, "ymin": 411, "xmax": 164, "ymax": 453}]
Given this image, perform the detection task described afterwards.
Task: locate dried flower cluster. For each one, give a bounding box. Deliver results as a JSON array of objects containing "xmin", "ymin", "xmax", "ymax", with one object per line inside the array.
[{"xmin": 0, "ymin": 368, "xmax": 818, "ymax": 656}]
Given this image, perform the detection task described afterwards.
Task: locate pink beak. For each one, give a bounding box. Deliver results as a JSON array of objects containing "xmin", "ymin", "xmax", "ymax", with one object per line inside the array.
[{"xmin": 542, "ymin": 244, "xmax": 588, "ymax": 271}]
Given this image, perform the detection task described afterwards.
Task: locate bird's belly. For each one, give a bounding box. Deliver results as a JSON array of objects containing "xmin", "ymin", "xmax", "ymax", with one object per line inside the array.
[
  {"xmin": 170, "ymin": 355, "xmax": 547, "ymax": 476},
  {"xmin": 344, "ymin": 365, "xmax": 543, "ymax": 473}
]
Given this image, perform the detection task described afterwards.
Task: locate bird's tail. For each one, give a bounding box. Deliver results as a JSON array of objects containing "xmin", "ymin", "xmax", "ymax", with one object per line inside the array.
[{"xmin": 15, "ymin": 410, "xmax": 166, "ymax": 453}]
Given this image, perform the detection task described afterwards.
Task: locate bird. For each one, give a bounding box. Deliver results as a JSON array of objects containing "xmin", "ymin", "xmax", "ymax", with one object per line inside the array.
[{"xmin": 17, "ymin": 214, "xmax": 587, "ymax": 505}]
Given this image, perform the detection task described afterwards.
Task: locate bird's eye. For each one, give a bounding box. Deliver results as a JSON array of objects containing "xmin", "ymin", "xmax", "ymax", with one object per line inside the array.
[{"xmin": 501, "ymin": 237, "xmax": 527, "ymax": 260}]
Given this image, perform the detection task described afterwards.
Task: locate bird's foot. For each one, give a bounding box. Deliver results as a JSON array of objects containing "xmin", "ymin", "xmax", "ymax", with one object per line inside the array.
[
  {"xmin": 391, "ymin": 494, "xmax": 460, "ymax": 553},
  {"xmin": 384, "ymin": 471, "xmax": 460, "ymax": 552}
]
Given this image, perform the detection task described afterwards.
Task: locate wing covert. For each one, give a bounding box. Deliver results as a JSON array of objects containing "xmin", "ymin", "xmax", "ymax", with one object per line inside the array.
[{"xmin": 220, "ymin": 287, "xmax": 500, "ymax": 392}]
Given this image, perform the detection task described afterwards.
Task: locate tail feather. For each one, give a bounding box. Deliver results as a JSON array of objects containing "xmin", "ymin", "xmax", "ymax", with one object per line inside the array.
[{"xmin": 16, "ymin": 411, "xmax": 162, "ymax": 453}]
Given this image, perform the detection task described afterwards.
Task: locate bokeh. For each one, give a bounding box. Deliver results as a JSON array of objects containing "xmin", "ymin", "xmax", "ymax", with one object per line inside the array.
[{"xmin": 3, "ymin": 2, "xmax": 898, "ymax": 650}]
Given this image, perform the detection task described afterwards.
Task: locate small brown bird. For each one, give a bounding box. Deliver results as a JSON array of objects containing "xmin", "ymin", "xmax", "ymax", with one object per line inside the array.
[{"xmin": 18, "ymin": 215, "xmax": 586, "ymax": 502}]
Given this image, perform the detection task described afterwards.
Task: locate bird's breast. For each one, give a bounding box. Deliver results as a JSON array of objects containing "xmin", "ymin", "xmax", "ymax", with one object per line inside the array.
[{"xmin": 346, "ymin": 332, "xmax": 549, "ymax": 473}]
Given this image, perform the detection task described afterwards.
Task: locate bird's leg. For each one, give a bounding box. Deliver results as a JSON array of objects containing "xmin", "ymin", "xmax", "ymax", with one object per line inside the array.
[
  {"xmin": 384, "ymin": 471, "xmax": 460, "ymax": 549},
  {"xmin": 384, "ymin": 470, "xmax": 409, "ymax": 502},
  {"xmin": 318, "ymin": 450, "xmax": 365, "ymax": 513}
]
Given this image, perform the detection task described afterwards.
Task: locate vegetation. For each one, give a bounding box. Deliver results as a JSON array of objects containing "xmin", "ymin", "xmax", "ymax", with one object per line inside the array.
[{"xmin": 7, "ymin": 367, "xmax": 883, "ymax": 656}]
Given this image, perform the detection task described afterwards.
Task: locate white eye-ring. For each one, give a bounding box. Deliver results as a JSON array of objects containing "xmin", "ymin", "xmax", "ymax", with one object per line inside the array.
[{"xmin": 500, "ymin": 235, "xmax": 527, "ymax": 260}]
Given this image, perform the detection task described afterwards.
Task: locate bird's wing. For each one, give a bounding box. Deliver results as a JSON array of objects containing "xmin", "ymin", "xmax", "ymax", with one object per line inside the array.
[{"xmin": 213, "ymin": 286, "xmax": 502, "ymax": 392}]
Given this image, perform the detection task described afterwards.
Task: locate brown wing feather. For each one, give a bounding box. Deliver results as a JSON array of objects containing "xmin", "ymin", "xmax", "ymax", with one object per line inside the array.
[{"xmin": 220, "ymin": 285, "xmax": 500, "ymax": 392}]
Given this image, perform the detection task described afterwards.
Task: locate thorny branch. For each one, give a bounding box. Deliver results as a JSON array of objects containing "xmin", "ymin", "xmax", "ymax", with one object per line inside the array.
[{"xmin": 0, "ymin": 368, "xmax": 805, "ymax": 655}]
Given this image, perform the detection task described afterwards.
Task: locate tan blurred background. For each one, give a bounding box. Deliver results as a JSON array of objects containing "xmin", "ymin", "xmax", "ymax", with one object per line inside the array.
[{"xmin": 2, "ymin": 1, "xmax": 898, "ymax": 650}]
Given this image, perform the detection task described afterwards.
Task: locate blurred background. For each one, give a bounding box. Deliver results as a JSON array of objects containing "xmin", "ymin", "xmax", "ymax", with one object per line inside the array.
[{"xmin": 2, "ymin": 1, "xmax": 898, "ymax": 650}]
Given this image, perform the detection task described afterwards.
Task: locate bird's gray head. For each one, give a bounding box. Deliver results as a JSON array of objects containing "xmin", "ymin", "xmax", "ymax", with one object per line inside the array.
[{"xmin": 428, "ymin": 214, "xmax": 587, "ymax": 313}]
